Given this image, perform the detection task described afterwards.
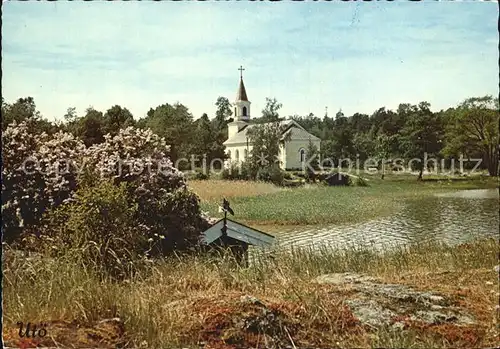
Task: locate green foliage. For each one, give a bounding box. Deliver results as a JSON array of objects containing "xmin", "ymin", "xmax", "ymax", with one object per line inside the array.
[
  {"xmin": 43, "ymin": 180, "xmax": 148, "ymax": 279},
  {"xmin": 103, "ymin": 105, "xmax": 135, "ymax": 136},
  {"xmin": 247, "ymin": 121, "xmax": 290, "ymax": 171},
  {"xmin": 138, "ymin": 103, "xmax": 196, "ymax": 165},
  {"xmin": 193, "ymin": 170, "xmax": 210, "ymax": 180},
  {"xmin": 2, "ymin": 121, "xmax": 209, "ymax": 254},
  {"xmin": 214, "ymin": 96, "xmax": 233, "ymax": 129},
  {"xmin": 400, "ymin": 103, "xmax": 445, "ymax": 178},
  {"xmin": 84, "ymin": 127, "xmax": 208, "ymax": 252},
  {"xmin": 304, "ymin": 138, "xmax": 320, "ymax": 182},
  {"xmin": 254, "ymin": 97, "xmax": 283, "ymax": 124},
  {"xmin": 256, "ymin": 166, "xmax": 285, "ymax": 186},
  {"xmin": 77, "ymin": 107, "xmax": 106, "ymax": 146},
  {"xmin": 442, "ymin": 96, "xmax": 499, "ymax": 176},
  {"xmin": 221, "ymin": 162, "xmax": 252, "ymax": 181},
  {"xmin": 194, "ymin": 113, "xmax": 227, "ymax": 168},
  {"xmin": 1, "ymin": 97, "xmax": 58, "ymax": 134}
]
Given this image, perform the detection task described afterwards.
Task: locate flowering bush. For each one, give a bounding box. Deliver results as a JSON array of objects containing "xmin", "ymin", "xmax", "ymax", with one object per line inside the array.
[
  {"xmin": 83, "ymin": 127, "xmax": 209, "ymax": 252},
  {"xmin": 2, "ymin": 123, "xmax": 210, "ymax": 253},
  {"xmin": 2, "ymin": 122, "xmax": 85, "ymax": 241}
]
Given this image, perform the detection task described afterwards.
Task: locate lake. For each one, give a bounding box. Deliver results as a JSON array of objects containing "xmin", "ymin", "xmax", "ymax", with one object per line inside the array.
[{"xmin": 275, "ymin": 189, "xmax": 499, "ymax": 251}]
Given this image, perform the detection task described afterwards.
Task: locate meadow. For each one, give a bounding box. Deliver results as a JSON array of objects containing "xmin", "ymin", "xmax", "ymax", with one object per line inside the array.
[{"xmin": 189, "ymin": 172, "xmax": 497, "ymax": 231}]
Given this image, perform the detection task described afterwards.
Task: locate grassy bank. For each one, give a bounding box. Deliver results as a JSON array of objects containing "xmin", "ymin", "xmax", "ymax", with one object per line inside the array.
[
  {"xmin": 189, "ymin": 175, "xmax": 497, "ymax": 229},
  {"xmin": 3, "ymin": 238, "xmax": 498, "ymax": 348}
]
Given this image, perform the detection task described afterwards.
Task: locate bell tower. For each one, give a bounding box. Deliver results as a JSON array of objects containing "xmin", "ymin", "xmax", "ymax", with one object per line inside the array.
[
  {"xmin": 234, "ymin": 65, "xmax": 251, "ymax": 121},
  {"xmin": 227, "ymin": 66, "xmax": 250, "ymax": 139}
]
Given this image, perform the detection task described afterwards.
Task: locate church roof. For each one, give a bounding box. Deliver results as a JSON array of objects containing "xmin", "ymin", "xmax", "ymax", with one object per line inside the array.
[
  {"xmin": 223, "ymin": 119, "xmax": 320, "ymax": 145},
  {"xmin": 236, "ymin": 78, "xmax": 249, "ymax": 102}
]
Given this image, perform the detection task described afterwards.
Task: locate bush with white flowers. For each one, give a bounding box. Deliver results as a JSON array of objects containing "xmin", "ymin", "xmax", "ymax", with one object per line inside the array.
[{"xmin": 2, "ymin": 123, "xmax": 210, "ymax": 256}]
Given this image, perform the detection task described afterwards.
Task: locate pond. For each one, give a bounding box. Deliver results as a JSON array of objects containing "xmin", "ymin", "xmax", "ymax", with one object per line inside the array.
[{"xmin": 275, "ymin": 189, "xmax": 499, "ymax": 251}]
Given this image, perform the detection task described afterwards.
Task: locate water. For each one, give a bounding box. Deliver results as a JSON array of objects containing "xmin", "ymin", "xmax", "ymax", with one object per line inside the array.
[{"xmin": 274, "ymin": 189, "xmax": 499, "ymax": 251}]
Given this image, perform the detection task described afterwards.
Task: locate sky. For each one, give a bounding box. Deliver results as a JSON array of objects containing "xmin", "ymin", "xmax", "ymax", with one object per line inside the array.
[{"xmin": 2, "ymin": 1, "xmax": 498, "ymax": 122}]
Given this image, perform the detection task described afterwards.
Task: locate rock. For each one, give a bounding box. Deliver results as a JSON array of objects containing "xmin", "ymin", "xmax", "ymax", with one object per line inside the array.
[
  {"xmin": 345, "ymin": 299, "xmax": 397, "ymax": 327},
  {"xmin": 315, "ymin": 272, "xmax": 476, "ymax": 328},
  {"xmin": 315, "ymin": 272, "xmax": 380, "ymax": 285}
]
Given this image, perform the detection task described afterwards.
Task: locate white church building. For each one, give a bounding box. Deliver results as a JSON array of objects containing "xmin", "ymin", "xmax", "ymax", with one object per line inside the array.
[{"xmin": 223, "ymin": 68, "xmax": 321, "ymax": 170}]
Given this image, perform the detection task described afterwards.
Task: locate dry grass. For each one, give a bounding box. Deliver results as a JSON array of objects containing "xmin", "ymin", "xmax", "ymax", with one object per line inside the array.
[
  {"xmin": 2, "ymin": 238, "xmax": 498, "ymax": 348},
  {"xmin": 188, "ymin": 179, "xmax": 282, "ymax": 202}
]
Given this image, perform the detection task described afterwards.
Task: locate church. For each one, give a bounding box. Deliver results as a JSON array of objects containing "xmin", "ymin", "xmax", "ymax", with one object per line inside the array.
[{"xmin": 223, "ymin": 67, "xmax": 321, "ymax": 170}]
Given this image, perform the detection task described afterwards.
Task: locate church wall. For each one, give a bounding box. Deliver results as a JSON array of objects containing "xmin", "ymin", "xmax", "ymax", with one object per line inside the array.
[
  {"xmin": 225, "ymin": 138, "xmax": 320, "ymax": 171},
  {"xmin": 284, "ymin": 139, "xmax": 321, "ymax": 170},
  {"xmin": 225, "ymin": 144, "xmax": 252, "ymax": 168}
]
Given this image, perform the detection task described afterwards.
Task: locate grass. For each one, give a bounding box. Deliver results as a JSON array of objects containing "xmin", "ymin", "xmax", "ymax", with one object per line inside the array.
[
  {"xmin": 188, "ymin": 179, "xmax": 282, "ymax": 201},
  {"xmin": 3, "ymin": 238, "xmax": 499, "ymax": 348},
  {"xmin": 190, "ymin": 175, "xmax": 497, "ymax": 229}
]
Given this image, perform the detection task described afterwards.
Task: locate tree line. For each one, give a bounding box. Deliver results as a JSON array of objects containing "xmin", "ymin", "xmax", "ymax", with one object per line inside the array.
[{"xmin": 2, "ymin": 94, "xmax": 498, "ymax": 177}]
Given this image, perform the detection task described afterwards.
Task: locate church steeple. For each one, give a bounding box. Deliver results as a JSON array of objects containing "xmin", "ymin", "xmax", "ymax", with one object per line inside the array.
[
  {"xmin": 236, "ymin": 78, "xmax": 248, "ymax": 102},
  {"xmin": 234, "ymin": 65, "xmax": 251, "ymax": 121},
  {"xmin": 236, "ymin": 66, "xmax": 249, "ymax": 102}
]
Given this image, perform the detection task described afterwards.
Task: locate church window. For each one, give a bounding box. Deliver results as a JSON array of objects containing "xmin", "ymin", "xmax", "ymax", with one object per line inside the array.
[
  {"xmin": 244, "ymin": 149, "xmax": 248, "ymax": 159},
  {"xmin": 234, "ymin": 108, "xmax": 237, "ymax": 117},
  {"xmin": 242, "ymin": 106, "xmax": 247, "ymax": 117},
  {"xmin": 228, "ymin": 150, "xmax": 231, "ymax": 159},
  {"xmin": 235, "ymin": 150, "xmax": 239, "ymax": 161},
  {"xmin": 299, "ymin": 148, "xmax": 306, "ymax": 163}
]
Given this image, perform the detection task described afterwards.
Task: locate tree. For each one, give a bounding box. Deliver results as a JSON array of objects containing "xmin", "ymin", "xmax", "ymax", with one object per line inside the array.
[
  {"xmin": 193, "ymin": 113, "xmax": 226, "ymax": 170},
  {"xmin": 442, "ymin": 96, "xmax": 499, "ymax": 176},
  {"xmin": 103, "ymin": 105, "xmax": 135, "ymax": 136},
  {"xmin": 335, "ymin": 109, "xmax": 345, "ymax": 119},
  {"xmin": 399, "ymin": 102, "xmax": 444, "ymax": 180},
  {"xmin": 353, "ymin": 132, "xmax": 376, "ymax": 164},
  {"xmin": 214, "ymin": 97, "xmax": 233, "ymax": 129},
  {"xmin": 212, "ymin": 97, "xmax": 233, "ymax": 167},
  {"xmin": 258, "ymin": 97, "xmax": 282, "ymax": 123},
  {"xmin": 63, "ymin": 107, "xmax": 78, "ymax": 123},
  {"xmin": 2, "ymin": 97, "xmax": 57, "ymax": 134},
  {"xmin": 246, "ymin": 121, "xmax": 291, "ymax": 182},
  {"xmin": 77, "ymin": 107, "xmax": 105, "ymax": 146},
  {"xmin": 139, "ymin": 103, "xmax": 196, "ymax": 167},
  {"xmin": 375, "ymin": 133, "xmax": 395, "ymax": 179},
  {"xmin": 304, "ymin": 138, "xmax": 320, "ymax": 182}
]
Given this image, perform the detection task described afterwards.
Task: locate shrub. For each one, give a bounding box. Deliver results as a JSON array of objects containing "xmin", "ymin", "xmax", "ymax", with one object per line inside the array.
[
  {"xmin": 193, "ymin": 171, "xmax": 210, "ymax": 180},
  {"xmin": 42, "ymin": 180, "xmax": 150, "ymax": 279},
  {"xmin": 256, "ymin": 166, "xmax": 285, "ymax": 186},
  {"xmin": 3, "ymin": 124, "xmax": 210, "ymax": 254},
  {"xmin": 84, "ymin": 127, "xmax": 208, "ymax": 253},
  {"xmin": 2, "ymin": 122, "xmax": 85, "ymax": 242},
  {"xmin": 222, "ymin": 162, "xmax": 252, "ymax": 181}
]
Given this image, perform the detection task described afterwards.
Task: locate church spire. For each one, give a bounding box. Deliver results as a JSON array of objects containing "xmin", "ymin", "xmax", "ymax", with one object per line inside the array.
[
  {"xmin": 234, "ymin": 65, "xmax": 251, "ymax": 121},
  {"xmin": 236, "ymin": 65, "xmax": 248, "ymax": 102}
]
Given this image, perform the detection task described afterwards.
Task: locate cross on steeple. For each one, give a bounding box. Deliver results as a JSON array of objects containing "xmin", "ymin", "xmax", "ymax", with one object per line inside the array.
[{"xmin": 238, "ymin": 65, "xmax": 245, "ymax": 79}]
